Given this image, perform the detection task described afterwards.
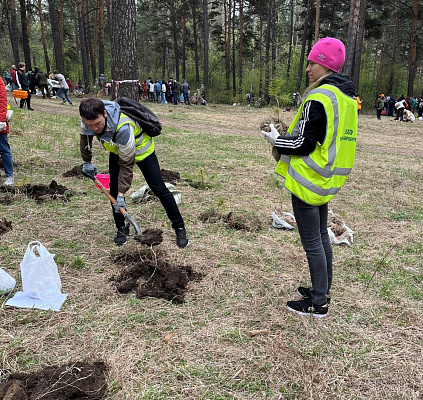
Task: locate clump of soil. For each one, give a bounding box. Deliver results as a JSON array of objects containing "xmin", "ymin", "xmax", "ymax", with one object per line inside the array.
[
  {"xmin": 111, "ymin": 248, "xmax": 203, "ymax": 303},
  {"xmin": 134, "ymin": 228, "xmax": 163, "ymax": 246},
  {"xmin": 0, "ymin": 180, "xmax": 72, "ymax": 203},
  {"xmin": 0, "ymin": 361, "xmax": 107, "ymax": 400},
  {"xmin": 260, "ymin": 116, "xmax": 289, "ymax": 161},
  {"xmin": 161, "ymin": 169, "xmax": 180, "ymax": 184},
  {"xmin": 328, "ymin": 211, "xmax": 352, "ymax": 244},
  {"xmin": 0, "ymin": 218, "xmax": 12, "ymax": 235},
  {"xmin": 199, "ymin": 210, "xmax": 262, "ymax": 232},
  {"xmin": 62, "ymin": 164, "xmax": 83, "ymax": 177}
]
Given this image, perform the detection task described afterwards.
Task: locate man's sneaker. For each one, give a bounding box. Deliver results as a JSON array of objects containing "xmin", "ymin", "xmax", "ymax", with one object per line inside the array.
[
  {"xmin": 286, "ymin": 298, "xmax": 329, "ymax": 318},
  {"xmin": 175, "ymin": 227, "xmax": 189, "ymax": 248},
  {"xmin": 297, "ymin": 286, "xmax": 331, "ymax": 304},
  {"xmin": 63, "ymin": 99, "xmax": 67, "ymax": 104},
  {"xmin": 4, "ymin": 176, "xmax": 14, "ymax": 186},
  {"xmin": 114, "ymin": 225, "xmax": 129, "ymax": 246}
]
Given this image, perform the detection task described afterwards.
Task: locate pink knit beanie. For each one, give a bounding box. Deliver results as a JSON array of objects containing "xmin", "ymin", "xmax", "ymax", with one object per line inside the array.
[{"xmin": 307, "ymin": 38, "xmax": 346, "ymax": 73}]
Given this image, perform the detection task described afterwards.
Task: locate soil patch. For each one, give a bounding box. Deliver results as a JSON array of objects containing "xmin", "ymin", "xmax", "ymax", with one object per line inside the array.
[
  {"xmin": 0, "ymin": 218, "xmax": 12, "ymax": 235},
  {"xmin": 62, "ymin": 164, "xmax": 83, "ymax": 178},
  {"xmin": 199, "ymin": 210, "xmax": 262, "ymax": 232},
  {"xmin": 0, "ymin": 361, "xmax": 107, "ymax": 400},
  {"xmin": 111, "ymin": 248, "xmax": 203, "ymax": 303},
  {"xmin": 134, "ymin": 228, "xmax": 163, "ymax": 246},
  {"xmin": 161, "ymin": 169, "xmax": 180, "ymax": 184},
  {"xmin": 0, "ymin": 180, "xmax": 72, "ymax": 203}
]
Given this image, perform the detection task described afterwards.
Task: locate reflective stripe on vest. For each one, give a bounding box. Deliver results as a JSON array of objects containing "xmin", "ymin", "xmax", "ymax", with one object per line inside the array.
[
  {"xmin": 275, "ymin": 84, "xmax": 357, "ymax": 205},
  {"xmin": 103, "ymin": 113, "xmax": 154, "ymax": 162}
]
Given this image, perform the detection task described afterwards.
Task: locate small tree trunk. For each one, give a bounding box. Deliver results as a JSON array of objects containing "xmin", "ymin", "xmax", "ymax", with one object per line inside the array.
[
  {"xmin": 407, "ymin": 0, "xmax": 417, "ymax": 96},
  {"xmin": 48, "ymin": 0, "xmax": 65, "ymax": 74},
  {"xmin": 77, "ymin": 0, "xmax": 91, "ymax": 93},
  {"xmin": 202, "ymin": 0, "xmax": 209, "ymax": 96},
  {"xmin": 19, "ymin": 0, "xmax": 32, "ymax": 70},
  {"xmin": 6, "ymin": 0, "xmax": 21, "ymax": 65}
]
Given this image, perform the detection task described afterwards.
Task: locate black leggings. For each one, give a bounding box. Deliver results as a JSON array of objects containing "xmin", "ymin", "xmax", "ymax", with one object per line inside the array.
[{"xmin": 109, "ymin": 151, "xmax": 184, "ymax": 230}]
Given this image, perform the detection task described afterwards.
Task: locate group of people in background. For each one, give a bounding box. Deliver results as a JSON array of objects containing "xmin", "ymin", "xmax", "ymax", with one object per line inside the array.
[
  {"xmin": 141, "ymin": 77, "xmax": 206, "ymax": 106},
  {"xmin": 3, "ymin": 64, "xmax": 77, "ymax": 110},
  {"xmin": 374, "ymin": 93, "xmax": 423, "ymax": 122}
]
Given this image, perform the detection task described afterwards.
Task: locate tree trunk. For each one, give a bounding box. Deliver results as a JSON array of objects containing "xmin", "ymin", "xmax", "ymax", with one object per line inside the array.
[
  {"xmin": 19, "ymin": 0, "xmax": 32, "ymax": 70},
  {"xmin": 202, "ymin": 0, "xmax": 209, "ymax": 96},
  {"xmin": 98, "ymin": 0, "xmax": 105, "ymax": 77},
  {"xmin": 192, "ymin": 0, "xmax": 200, "ymax": 86},
  {"xmin": 314, "ymin": 0, "xmax": 320, "ymax": 43},
  {"xmin": 352, "ymin": 0, "xmax": 366, "ymax": 92},
  {"xmin": 171, "ymin": 0, "xmax": 180, "ymax": 80},
  {"xmin": 38, "ymin": 0, "xmax": 51, "ymax": 73},
  {"xmin": 264, "ymin": 0, "xmax": 274, "ymax": 100},
  {"xmin": 77, "ymin": 0, "xmax": 91, "ymax": 93},
  {"xmin": 286, "ymin": 0, "xmax": 294, "ymax": 77},
  {"xmin": 344, "ymin": 0, "xmax": 360, "ymax": 76},
  {"xmin": 296, "ymin": 0, "xmax": 311, "ymax": 93},
  {"xmin": 238, "ymin": 0, "xmax": 243, "ymax": 95},
  {"xmin": 6, "ymin": 0, "xmax": 21, "ymax": 65},
  {"xmin": 407, "ymin": 0, "xmax": 417, "ymax": 96},
  {"xmin": 110, "ymin": 0, "xmax": 139, "ymax": 100},
  {"xmin": 232, "ymin": 0, "xmax": 236, "ymax": 96},
  {"xmin": 85, "ymin": 0, "xmax": 97, "ymax": 81},
  {"xmin": 60, "ymin": 0, "xmax": 64, "ymax": 55},
  {"xmin": 48, "ymin": 0, "xmax": 65, "ymax": 74},
  {"xmin": 387, "ymin": 0, "xmax": 399, "ymax": 94},
  {"xmin": 225, "ymin": 0, "xmax": 231, "ymax": 92}
]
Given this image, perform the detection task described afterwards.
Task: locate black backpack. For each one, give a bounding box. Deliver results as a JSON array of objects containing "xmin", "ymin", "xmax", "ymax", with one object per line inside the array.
[{"xmin": 116, "ymin": 97, "xmax": 162, "ymax": 137}]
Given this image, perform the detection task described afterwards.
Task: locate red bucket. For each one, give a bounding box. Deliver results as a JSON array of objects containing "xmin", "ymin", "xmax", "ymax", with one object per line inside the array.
[{"xmin": 95, "ymin": 174, "xmax": 110, "ymax": 189}]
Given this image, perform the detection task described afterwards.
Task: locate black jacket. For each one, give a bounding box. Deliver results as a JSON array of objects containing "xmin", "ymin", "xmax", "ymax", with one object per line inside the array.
[{"xmin": 274, "ymin": 74, "xmax": 356, "ymax": 156}]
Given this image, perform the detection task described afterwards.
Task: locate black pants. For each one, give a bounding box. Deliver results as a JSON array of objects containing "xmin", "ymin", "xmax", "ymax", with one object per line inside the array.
[
  {"xmin": 109, "ymin": 151, "xmax": 184, "ymax": 230},
  {"xmin": 19, "ymin": 89, "xmax": 31, "ymax": 109}
]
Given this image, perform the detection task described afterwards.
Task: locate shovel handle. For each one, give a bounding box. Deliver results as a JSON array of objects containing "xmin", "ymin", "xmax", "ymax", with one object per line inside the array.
[{"xmin": 94, "ymin": 177, "xmax": 141, "ymax": 234}]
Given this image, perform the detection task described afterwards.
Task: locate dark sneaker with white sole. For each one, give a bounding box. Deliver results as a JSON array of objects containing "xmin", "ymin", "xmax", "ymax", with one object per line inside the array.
[
  {"xmin": 114, "ymin": 225, "xmax": 129, "ymax": 246},
  {"xmin": 287, "ymin": 298, "xmax": 329, "ymax": 318},
  {"xmin": 175, "ymin": 227, "xmax": 189, "ymax": 248},
  {"xmin": 297, "ymin": 286, "xmax": 331, "ymax": 304}
]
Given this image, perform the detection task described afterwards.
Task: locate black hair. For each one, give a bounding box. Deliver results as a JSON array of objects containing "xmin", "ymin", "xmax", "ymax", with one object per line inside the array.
[{"xmin": 79, "ymin": 98, "xmax": 105, "ymax": 120}]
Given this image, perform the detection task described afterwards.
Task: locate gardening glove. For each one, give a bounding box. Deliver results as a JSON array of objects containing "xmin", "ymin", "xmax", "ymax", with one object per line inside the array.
[
  {"xmin": 261, "ymin": 123, "xmax": 279, "ymax": 146},
  {"xmin": 0, "ymin": 122, "xmax": 6, "ymax": 131},
  {"xmin": 81, "ymin": 162, "xmax": 97, "ymax": 180},
  {"xmin": 113, "ymin": 195, "xmax": 127, "ymax": 214}
]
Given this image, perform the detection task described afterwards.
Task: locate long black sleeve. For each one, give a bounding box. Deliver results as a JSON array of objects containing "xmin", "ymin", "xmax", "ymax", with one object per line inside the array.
[{"xmin": 274, "ymin": 100, "xmax": 327, "ymax": 156}]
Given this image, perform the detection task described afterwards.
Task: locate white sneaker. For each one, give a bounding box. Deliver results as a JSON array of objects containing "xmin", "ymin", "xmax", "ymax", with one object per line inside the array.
[{"xmin": 4, "ymin": 176, "xmax": 14, "ymax": 185}]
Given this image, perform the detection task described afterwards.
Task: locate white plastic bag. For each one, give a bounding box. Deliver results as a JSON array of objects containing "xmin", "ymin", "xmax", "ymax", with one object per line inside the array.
[
  {"xmin": 0, "ymin": 267, "xmax": 16, "ymax": 295},
  {"xmin": 20, "ymin": 241, "xmax": 62, "ymax": 301}
]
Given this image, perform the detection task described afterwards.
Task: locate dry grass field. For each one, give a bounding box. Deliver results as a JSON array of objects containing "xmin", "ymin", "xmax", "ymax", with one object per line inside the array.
[{"xmin": 1, "ymin": 93, "xmax": 422, "ymax": 399}]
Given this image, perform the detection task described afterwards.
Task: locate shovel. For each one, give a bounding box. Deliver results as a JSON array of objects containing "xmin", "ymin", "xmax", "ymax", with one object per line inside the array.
[{"xmin": 84, "ymin": 171, "xmax": 141, "ymax": 235}]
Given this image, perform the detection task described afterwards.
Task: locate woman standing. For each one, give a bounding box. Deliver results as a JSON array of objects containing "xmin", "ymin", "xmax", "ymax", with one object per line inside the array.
[
  {"xmin": 15, "ymin": 62, "xmax": 33, "ymax": 111},
  {"xmin": 261, "ymin": 38, "xmax": 358, "ymax": 318}
]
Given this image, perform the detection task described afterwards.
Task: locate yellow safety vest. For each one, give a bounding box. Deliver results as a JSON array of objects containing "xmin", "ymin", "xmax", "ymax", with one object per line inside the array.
[
  {"xmin": 275, "ymin": 84, "xmax": 358, "ymax": 205},
  {"xmin": 102, "ymin": 113, "xmax": 154, "ymax": 162}
]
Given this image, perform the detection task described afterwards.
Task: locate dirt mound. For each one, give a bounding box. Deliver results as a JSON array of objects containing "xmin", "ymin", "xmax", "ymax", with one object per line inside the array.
[
  {"xmin": 0, "ymin": 218, "xmax": 12, "ymax": 236},
  {"xmin": 0, "ymin": 361, "xmax": 107, "ymax": 400},
  {"xmin": 161, "ymin": 169, "xmax": 180, "ymax": 184},
  {"xmin": 111, "ymin": 248, "xmax": 203, "ymax": 303},
  {"xmin": 62, "ymin": 164, "xmax": 83, "ymax": 177},
  {"xmin": 134, "ymin": 228, "xmax": 163, "ymax": 246},
  {"xmin": 199, "ymin": 210, "xmax": 262, "ymax": 232},
  {"xmin": 0, "ymin": 180, "xmax": 72, "ymax": 203}
]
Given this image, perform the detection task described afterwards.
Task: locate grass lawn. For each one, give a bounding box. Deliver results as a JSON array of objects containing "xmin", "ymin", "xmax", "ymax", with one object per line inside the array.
[{"xmin": 1, "ymin": 94, "xmax": 422, "ymax": 399}]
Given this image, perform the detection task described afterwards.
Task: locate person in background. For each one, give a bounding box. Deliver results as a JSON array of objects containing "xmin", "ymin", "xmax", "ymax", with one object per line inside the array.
[
  {"xmin": 261, "ymin": 37, "xmax": 358, "ymax": 318},
  {"xmin": 36, "ymin": 68, "xmax": 51, "ymax": 98},
  {"xmin": 356, "ymin": 93, "xmax": 362, "ymax": 115},
  {"xmin": 98, "ymin": 74, "xmax": 106, "ymax": 96},
  {"xmin": 0, "ymin": 76, "xmax": 14, "ymax": 185},
  {"xmin": 403, "ymin": 109, "xmax": 415, "ymax": 122},
  {"xmin": 78, "ymin": 98, "xmax": 189, "ymax": 248},
  {"xmin": 376, "ymin": 94, "xmax": 385, "ymax": 120},
  {"xmin": 394, "ymin": 96, "xmax": 407, "ymax": 122},
  {"xmin": 15, "ymin": 62, "xmax": 33, "ymax": 111},
  {"xmin": 181, "ymin": 79, "xmax": 190, "ymax": 105},
  {"xmin": 54, "ymin": 70, "xmax": 73, "ymax": 105}
]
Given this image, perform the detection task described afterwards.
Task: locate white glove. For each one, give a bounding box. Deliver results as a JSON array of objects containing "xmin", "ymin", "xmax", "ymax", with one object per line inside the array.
[
  {"xmin": 0, "ymin": 122, "xmax": 7, "ymax": 131},
  {"xmin": 261, "ymin": 123, "xmax": 279, "ymax": 146}
]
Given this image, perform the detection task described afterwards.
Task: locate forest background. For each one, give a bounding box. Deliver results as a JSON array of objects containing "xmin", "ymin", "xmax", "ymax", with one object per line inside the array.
[{"xmin": 1, "ymin": 0, "xmax": 422, "ymax": 108}]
